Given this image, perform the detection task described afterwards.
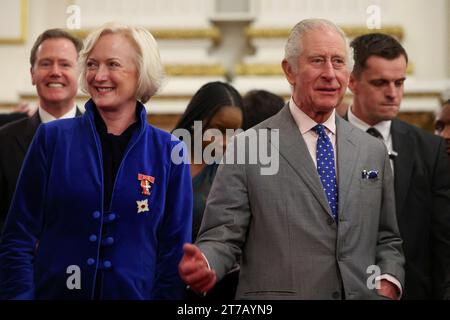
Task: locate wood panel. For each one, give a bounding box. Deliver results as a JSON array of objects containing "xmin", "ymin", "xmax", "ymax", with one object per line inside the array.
[
  {"xmin": 397, "ymin": 111, "xmax": 435, "ymax": 133},
  {"xmin": 146, "ymin": 114, "xmax": 182, "ymax": 132},
  {"xmin": 0, "ymin": 104, "xmax": 436, "ymax": 134}
]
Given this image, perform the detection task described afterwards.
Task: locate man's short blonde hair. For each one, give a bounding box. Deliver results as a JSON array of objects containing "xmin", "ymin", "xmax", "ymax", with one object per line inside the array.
[{"xmin": 79, "ymin": 22, "xmax": 164, "ymax": 103}]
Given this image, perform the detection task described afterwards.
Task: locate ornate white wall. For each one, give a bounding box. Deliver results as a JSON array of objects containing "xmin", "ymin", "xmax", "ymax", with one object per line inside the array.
[
  {"xmin": 74, "ymin": 0, "xmax": 213, "ymax": 29},
  {"xmin": 234, "ymin": 0, "xmax": 450, "ymax": 111},
  {"xmin": 0, "ymin": 0, "xmax": 448, "ymax": 114}
]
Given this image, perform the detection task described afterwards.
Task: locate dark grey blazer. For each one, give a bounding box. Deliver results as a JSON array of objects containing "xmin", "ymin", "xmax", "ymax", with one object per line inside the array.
[
  {"xmin": 391, "ymin": 119, "xmax": 450, "ymax": 299},
  {"xmin": 196, "ymin": 105, "xmax": 405, "ymax": 300}
]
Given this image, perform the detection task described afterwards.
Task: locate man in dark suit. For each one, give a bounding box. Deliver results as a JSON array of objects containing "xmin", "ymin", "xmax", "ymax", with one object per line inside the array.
[
  {"xmin": 347, "ymin": 33, "xmax": 450, "ymax": 299},
  {"xmin": 0, "ymin": 29, "xmax": 83, "ymax": 230},
  {"xmin": 0, "ymin": 113, "xmax": 27, "ymax": 127}
]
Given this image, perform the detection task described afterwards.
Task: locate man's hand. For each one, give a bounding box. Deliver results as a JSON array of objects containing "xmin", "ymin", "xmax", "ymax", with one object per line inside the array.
[
  {"xmin": 13, "ymin": 102, "xmax": 37, "ymax": 117},
  {"xmin": 377, "ymin": 279, "xmax": 399, "ymax": 300},
  {"xmin": 178, "ymin": 243, "xmax": 216, "ymax": 294}
]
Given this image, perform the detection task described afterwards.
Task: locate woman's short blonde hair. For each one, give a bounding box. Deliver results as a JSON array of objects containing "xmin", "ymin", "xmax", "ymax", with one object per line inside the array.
[{"xmin": 79, "ymin": 22, "xmax": 164, "ymax": 103}]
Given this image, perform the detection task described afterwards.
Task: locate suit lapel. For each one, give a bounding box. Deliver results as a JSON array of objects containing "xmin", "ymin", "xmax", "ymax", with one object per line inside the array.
[
  {"xmin": 335, "ymin": 117, "xmax": 359, "ymax": 218},
  {"xmin": 391, "ymin": 119, "xmax": 414, "ymax": 219},
  {"xmin": 267, "ymin": 105, "xmax": 333, "ymax": 217},
  {"xmin": 15, "ymin": 107, "xmax": 82, "ymax": 153},
  {"xmin": 15, "ymin": 112, "xmax": 41, "ymax": 154}
]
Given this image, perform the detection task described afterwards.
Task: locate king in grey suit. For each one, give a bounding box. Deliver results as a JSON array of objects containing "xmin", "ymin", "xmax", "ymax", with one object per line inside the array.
[{"xmin": 179, "ymin": 19, "xmax": 405, "ymax": 300}]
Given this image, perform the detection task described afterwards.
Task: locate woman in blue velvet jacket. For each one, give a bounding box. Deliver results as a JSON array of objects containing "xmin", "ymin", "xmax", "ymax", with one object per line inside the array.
[{"xmin": 0, "ymin": 23, "xmax": 193, "ymax": 299}]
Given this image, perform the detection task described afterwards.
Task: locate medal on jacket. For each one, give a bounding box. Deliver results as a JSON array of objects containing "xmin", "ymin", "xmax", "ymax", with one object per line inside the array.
[
  {"xmin": 136, "ymin": 199, "xmax": 149, "ymax": 213},
  {"xmin": 138, "ymin": 173, "xmax": 155, "ymax": 195}
]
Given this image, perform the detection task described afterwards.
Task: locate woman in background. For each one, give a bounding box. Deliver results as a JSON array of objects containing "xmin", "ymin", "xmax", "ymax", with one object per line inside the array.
[
  {"xmin": 0, "ymin": 23, "xmax": 192, "ymax": 300},
  {"xmin": 173, "ymin": 81, "xmax": 243, "ymax": 242},
  {"xmin": 173, "ymin": 81, "xmax": 243, "ymax": 300}
]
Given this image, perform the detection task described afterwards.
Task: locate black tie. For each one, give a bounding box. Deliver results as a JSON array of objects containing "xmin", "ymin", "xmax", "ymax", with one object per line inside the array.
[
  {"xmin": 366, "ymin": 127, "xmax": 383, "ymax": 139},
  {"xmin": 366, "ymin": 127, "xmax": 397, "ymax": 159}
]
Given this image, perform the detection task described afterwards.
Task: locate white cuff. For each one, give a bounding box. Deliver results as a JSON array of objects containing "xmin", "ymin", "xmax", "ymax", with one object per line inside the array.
[
  {"xmin": 201, "ymin": 252, "xmax": 211, "ymax": 270},
  {"xmin": 377, "ymin": 274, "xmax": 403, "ymax": 299}
]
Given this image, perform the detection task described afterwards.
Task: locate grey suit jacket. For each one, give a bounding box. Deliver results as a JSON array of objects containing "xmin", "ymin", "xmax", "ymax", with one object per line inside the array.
[{"xmin": 196, "ymin": 105, "xmax": 405, "ymax": 300}]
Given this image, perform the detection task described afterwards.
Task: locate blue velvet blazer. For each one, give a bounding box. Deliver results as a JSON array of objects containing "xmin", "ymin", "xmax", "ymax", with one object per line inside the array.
[{"xmin": 0, "ymin": 100, "xmax": 192, "ymax": 299}]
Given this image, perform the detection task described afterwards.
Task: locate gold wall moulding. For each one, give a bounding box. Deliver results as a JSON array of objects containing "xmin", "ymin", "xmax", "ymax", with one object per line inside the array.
[
  {"xmin": 153, "ymin": 112, "xmax": 433, "ymax": 132},
  {"xmin": 0, "ymin": 0, "xmax": 28, "ymax": 44},
  {"xmin": 164, "ymin": 64, "xmax": 226, "ymax": 76},
  {"xmin": 235, "ymin": 63, "xmax": 283, "ymax": 76},
  {"xmin": 147, "ymin": 113, "xmax": 182, "ymax": 132},
  {"xmin": 70, "ymin": 27, "xmax": 220, "ymax": 42},
  {"xmin": 246, "ymin": 25, "xmax": 404, "ymax": 41},
  {"xmin": 0, "ymin": 102, "xmax": 23, "ymax": 110},
  {"xmin": 397, "ymin": 112, "xmax": 435, "ymax": 132},
  {"xmin": 18, "ymin": 94, "xmax": 195, "ymax": 102}
]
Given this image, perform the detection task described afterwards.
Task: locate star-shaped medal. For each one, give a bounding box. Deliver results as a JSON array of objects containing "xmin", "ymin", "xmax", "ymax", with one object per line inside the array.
[{"xmin": 136, "ymin": 199, "xmax": 149, "ymax": 213}]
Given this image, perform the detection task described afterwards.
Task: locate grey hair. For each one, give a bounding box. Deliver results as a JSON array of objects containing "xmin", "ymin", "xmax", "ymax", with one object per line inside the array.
[
  {"xmin": 79, "ymin": 22, "xmax": 165, "ymax": 104},
  {"xmin": 284, "ymin": 19, "xmax": 350, "ymax": 71}
]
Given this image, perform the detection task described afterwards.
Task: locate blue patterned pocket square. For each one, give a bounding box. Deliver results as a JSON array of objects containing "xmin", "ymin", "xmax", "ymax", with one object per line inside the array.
[{"xmin": 361, "ymin": 169, "xmax": 379, "ymax": 180}]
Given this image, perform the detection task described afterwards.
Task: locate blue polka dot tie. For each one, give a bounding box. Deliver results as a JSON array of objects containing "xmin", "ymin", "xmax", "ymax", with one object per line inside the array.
[{"xmin": 313, "ymin": 124, "xmax": 338, "ymax": 220}]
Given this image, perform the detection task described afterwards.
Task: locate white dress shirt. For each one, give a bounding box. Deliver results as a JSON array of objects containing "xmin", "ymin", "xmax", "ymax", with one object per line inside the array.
[
  {"xmin": 347, "ymin": 106, "xmax": 395, "ymax": 173},
  {"xmin": 38, "ymin": 105, "xmax": 77, "ymax": 124},
  {"xmin": 288, "ymin": 97, "xmax": 337, "ymax": 169}
]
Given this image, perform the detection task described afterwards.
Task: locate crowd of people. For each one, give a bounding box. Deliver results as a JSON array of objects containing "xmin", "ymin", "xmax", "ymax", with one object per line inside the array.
[{"xmin": 0, "ymin": 18, "xmax": 449, "ymax": 300}]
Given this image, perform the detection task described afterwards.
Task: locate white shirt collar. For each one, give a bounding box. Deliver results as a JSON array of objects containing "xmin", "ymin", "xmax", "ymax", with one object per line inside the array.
[
  {"xmin": 289, "ymin": 97, "xmax": 336, "ymax": 135},
  {"xmin": 347, "ymin": 105, "xmax": 391, "ymax": 142},
  {"xmin": 38, "ymin": 105, "xmax": 77, "ymax": 124}
]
